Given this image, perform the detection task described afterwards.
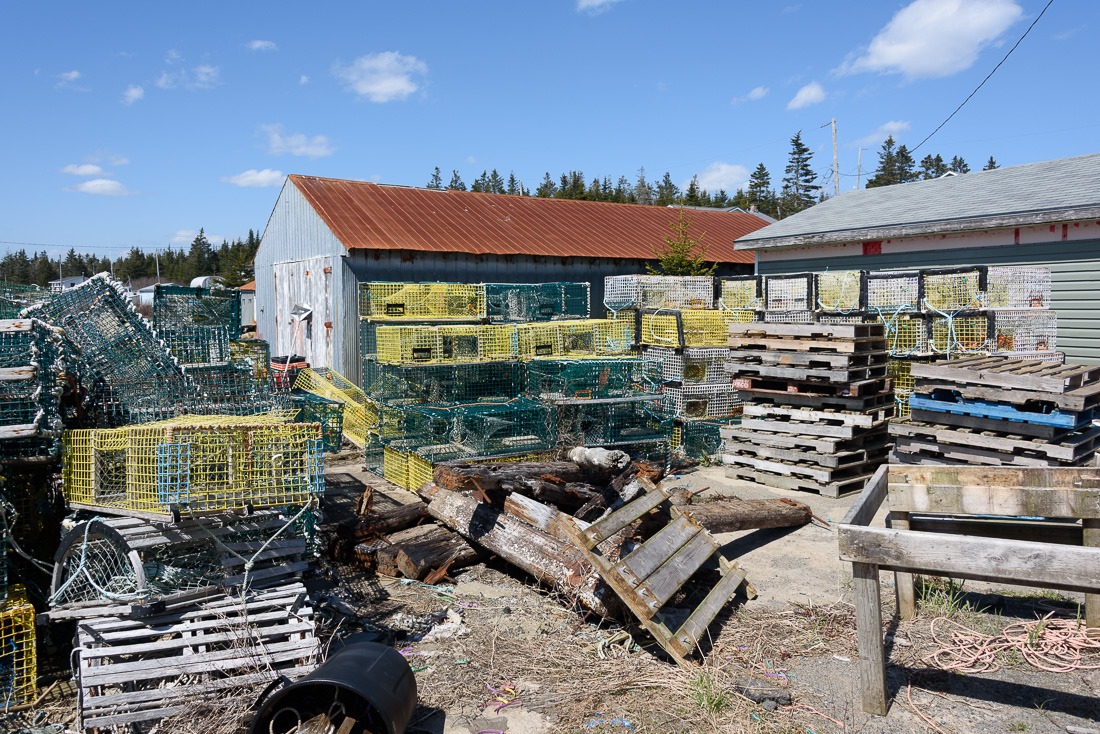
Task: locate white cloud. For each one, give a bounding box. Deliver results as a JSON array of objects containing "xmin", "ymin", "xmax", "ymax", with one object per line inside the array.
[
  {"xmin": 62, "ymin": 164, "xmax": 104, "ymax": 176},
  {"xmin": 577, "ymin": 0, "xmax": 623, "ymax": 14},
  {"xmin": 836, "ymin": 0, "xmax": 1023, "ymax": 79},
  {"xmin": 332, "ymin": 51, "xmax": 427, "ymax": 102},
  {"xmin": 466, "ymin": 155, "xmax": 477, "ymax": 165},
  {"xmin": 223, "ymin": 169, "xmax": 284, "ymax": 187},
  {"xmin": 787, "ymin": 81, "xmax": 825, "ymax": 110},
  {"xmin": 165, "ymin": 49, "xmax": 182, "ymax": 64},
  {"xmin": 261, "ymin": 124, "xmax": 334, "ymax": 158},
  {"xmin": 692, "ymin": 163, "xmax": 750, "ymax": 193},
  {"xmin": 156, "ymin": 58, "xmax": 221, "ymax": 90},
  {"xmin": 122, "ymin": 84, "xmax": 144, "ymax": 105},
  {"xmin": 193, "ymin": 65, "xmax": 220, "ymax": 88},
  {"xmin": 854, "ymin": 120, "xmax": 911, "ymax": 147},
  {"xmin": 299, "ymin": 74, "xmax": 310, "ymax": 85},
  {"xmin": 58, "ymin": 70, "xmax": 80, "ymax": 83},
  {"xmin": 731, "ymin": 85, "xmax": 768, "ymax": 104},
  {"xmin": 72, "ymin": 179, "xmax": 129, "ymax": 196},
  {"xmin": 171, "ymin": 229, "xmax": 196, "ymax": 245},
  {"xmin": 248, "ymin": 40, "xmax": 278, "ymax": 51}
]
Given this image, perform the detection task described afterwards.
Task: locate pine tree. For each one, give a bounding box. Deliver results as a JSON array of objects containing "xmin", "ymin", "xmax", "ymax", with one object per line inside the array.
[
  {"xmin": 506, "ymin": 172, "xmax": 520, "ymax": 195},
  {"xmin": 655, "ymin": 172, "xmax": 680, "ymax": 206},
  {"xmin": 983, "ymin": 156, "xmax": 999, "ymax": 171},
  {"xmin": 535, "ymin": 172, "xmax": 557, "ymax": 198},
  {"xmin": 633, "ymin": 168, "xmax": 655, "ymax": 206},
  {"xmin": 919, "ymin": 154, "xmax": 948, "ymax": 180},
  {"xmin": 684, "ymin": 176, "xmax": 702, "ymax": 207},
  {"xmin": 487, "ymin": 169, "xmax": 506, "ymax": 194},
  {"xmin": 894, "ymin": 144, "xmax": 917, "ymax": 183},
  {"xmin": 447, "ymin": 170, "xmax": 466, "ymax": 191},
  {"xmin": 746, "ymin": 163, "xmax": 775, "ymax": 216},
  {"xmin": 866, "ymin": 136, "xmax": 900, "ymax": 188},
  {"xmin": 950, "ymin": 156, "xmax": 970, "ymax": 174},
  {"xmin": 779, "ymin": 132, "xmax": 820, "ymax": 216},
  {"xmin": 646, "ymin": 208, "xmax": 716, "ymax": 276},
  {"xmin": 427, "ymin": 167, "xmax": 443, "ymax": 189}
]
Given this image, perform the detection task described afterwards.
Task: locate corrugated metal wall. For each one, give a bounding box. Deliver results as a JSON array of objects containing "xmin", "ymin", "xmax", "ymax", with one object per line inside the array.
[{"xmin": 756, "ymin": 238, "xmax": 1100, "ymax": 363}]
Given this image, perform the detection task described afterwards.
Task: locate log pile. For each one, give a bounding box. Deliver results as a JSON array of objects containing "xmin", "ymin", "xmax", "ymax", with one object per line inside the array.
[{"xmin": 722, "ymin": 322, "xmax": 893, "ymax": 497}]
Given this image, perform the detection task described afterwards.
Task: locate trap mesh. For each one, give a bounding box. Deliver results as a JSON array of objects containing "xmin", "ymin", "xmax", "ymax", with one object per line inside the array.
[
  {"xmin": 0, "ymin": 283, "xmax": 49, "ymax": 319},
  {"xmin": 525, "ymin": 358, "xmax": 660, "ymax": 402},
  {"xmin": 817, "ymin": 313, "xmax": 875, "ymax": 325},
  {"xmin": 365, "ymin": 362, "xmax": 524, "ymax": 406},
  {"xmin": 186, "ymin": 362, "xmax": 287, "ymax": 416},
  {"xmin": 153, "ymin": 285, "xmax": 241, "ymax": 366},
  {"xmin": 517, "ymin": 319, "xmax": 634, "ymax": 359},
  {"xmin": 930, "ymin": 314, "xmax": 991, "ymax": 355},
  {"xmin": 62, "ymin": 414, "xmax": 323, "ymax": 515},
  {"xmin": 376, "ymin": 324, "xmax": 518, "ymax": 364},
  {"xmin": 26, "ymin": 274, "xmax": 192, "ymax": 427},
  {"xmin": 878, "ymin": 313, "xmax": 930, "ymax": 356},
  {"xmin": 991, "ymin": 310, "xmax": 1057, "ymax": 353},
  {"xmin": 603, "ymin": 275, "xmax": 714, "ymax": 312},
  {"xmin": 640, "ymin": 310, "xmax": 737, "ymax": 348},
  {"xmin": 986, "ymin": 267, "xmax": 1052, "ymax": 309},
  {"xmin": 643, "ymin": 347, "xmax": 730, "ymax": 385},
  {"xmin": 229, "ymin": 340, "xmax": 270, "ymax": 381},
  {"xmin": 0, "ymin": 585, "xmax": 35, "ymax": 706},
  {"xmin": 663, "ymin": 383, "xmax": 741, "ymax": 419},
  {"xmin": 922, "ymin": 267, "xmax": 986, "ymax": 312},
  {"xmin": 815, "ymin": 271, "xmax": 864, "ymax": 313},
  {"xmin": 718, "ymin": 276, "xmax": 761, "ymax": 310},
  {"xmin": 763, "ymin": 310, "xmax": 814, "ymax": 324},
  {"xmin": 673, "ymin": 419, "xmax": 727, "ymax": 461},
  {"xmin": 763, "ymin": 273, "xmax": 814, "ymax": 310},
  {"xmin": 291, "ymin": 393, "xmax": 345, "ymax": 453},
  {"xmin": 888, "ymin": 358, "xmax": 915, "ymax": 418},
  {"xmin": 556, "ymin": 399, "xmax": 671, "ymax": 448},
  {"xmin": 395, "ymin": 398, "xmax": 557, "ymax": 457},
  {"xmin": 0, "ymin": 318, "xmax": 65, "ymax": 462},
  {"xmin": 484, "ymin": 282, "xmax": 591, "ymax": 322},
  {"xmin": 866, "ymin": 271, "xmax": 920, "ymax": 312},
  {"xmin": 385, "ymin": 448, "xmax": 554, "ymax": 492},
  {"xmin": 358, "ymin": 282, "xmax": 485, "ymax": 320},
  {"xmin": 293, "ymin": 367, "xmax": 376, "ymax": 447}
]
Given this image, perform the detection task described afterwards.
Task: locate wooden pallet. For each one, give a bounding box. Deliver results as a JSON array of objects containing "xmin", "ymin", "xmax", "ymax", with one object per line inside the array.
[
  {"xmin": 742, "ymin": 403, "xmax": 893, "ymax": 427},
  {"xmin": 891, "ymin": 436, "xmax": 1069, "ymax": 467},
  {"xmin": 911, "ymin": 356, "xmax": 1100, "ymax": 394},
  {"xmin": 729, "ymin": 322, "xmax": 885, "ymax": 340},
  {"xmin": 914, "ymin": 380, "xmax": 1100, "ymax": 413},
  {"xmin": 721, "ymin": 437, "xmax": 891, "ymax": 469},
  {"xmin": 727, "ymin": 362, "xmax": 888, "ymax": 384},
  {"xmin": 76, "ymin": 582, "xmax": 319, "ymax": 730},
  {"xmin": 721, "ymin": 452, "xmax": 884, "ymax": 483},
  {"xmin": 560, "ymin": 482, "xmax": 751, "ymax": 666},
  {"xmin": 889, "ymin": 419, "xmax": 1100, "ymax": 464},
  {"xmin": 909, "ymin": 408, "xmax": 1069, "ymax": 441},
  {"xmin": 721, "ymin": 424, "xmax": 890, "ymax": 454},
  {"xmin": 727, "ymin": 348, "xmax": 888, "ymax": 369},
  {"xmin": 730, "ymin": 375, "xmax": 890, "ymax": 398},
  {"xmin": 734, "ymin": 386, "xmax": 894, "ymax": 413},
  {"xmin": 723, "ymin": 465, "xmax": 875, "ymax": 497},
  {"xmin": 909, "ymin": 393, "xmax": 1092, "ymax": 430}
]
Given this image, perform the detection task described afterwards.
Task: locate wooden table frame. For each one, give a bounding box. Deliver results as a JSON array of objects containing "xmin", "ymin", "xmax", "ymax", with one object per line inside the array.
[{"xmin": 838, "ymin": 464, "xmax": 1100, "ymax": 714}]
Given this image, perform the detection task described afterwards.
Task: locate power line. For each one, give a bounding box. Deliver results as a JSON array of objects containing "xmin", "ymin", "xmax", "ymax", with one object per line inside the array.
[{"xmin": 913, "ymin": 0, "xmax": 1054, "ymax": 154}]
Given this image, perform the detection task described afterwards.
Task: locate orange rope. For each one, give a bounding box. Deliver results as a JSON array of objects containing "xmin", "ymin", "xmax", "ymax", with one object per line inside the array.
[{"xmin": 927, "ymin": 613, "xmax": 1100, "ymax": 674}]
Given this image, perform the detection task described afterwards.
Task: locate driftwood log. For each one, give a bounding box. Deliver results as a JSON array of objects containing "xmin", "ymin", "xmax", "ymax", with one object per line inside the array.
[
  {"xmin": 674, "ymin": 498, "xmax": 812, "ymax": 535},
  {"xmin": 423, "ymin": 484, "xmax": 625, "ymax": 618},
  {"xmin": 355, "ymin": 522, "xmax": 478, "ymax": 580},
  {"xmin": 334, "ymin": 502, "xmax": 430, "ymax": 560}
]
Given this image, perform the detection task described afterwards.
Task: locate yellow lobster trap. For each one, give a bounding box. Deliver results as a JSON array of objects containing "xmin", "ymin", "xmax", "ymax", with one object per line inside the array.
[
  {"xmin": 516, "ymin": 319, "xmax": 634, "ymax": 359},
  {"xmin": 359, "ymin": 282, "xmax": 486, "ymax": 320},
  {"xmin": 375, "ymin": 324, "xmax": 517, "ymax": 365},
  {"xmin": 63, "ymin": 413, "xmax": 324, "ymax": 519},
  {"xmin": 0, "ymin": 584, "xmax": 35, "ymax": 706},
  {"xmin": 640, "ymin": 309, "xmax": 750, "ymax": 348},
  {"xmin": 294, "ymin": 367, "xmax": 390, "ymax": 446}
]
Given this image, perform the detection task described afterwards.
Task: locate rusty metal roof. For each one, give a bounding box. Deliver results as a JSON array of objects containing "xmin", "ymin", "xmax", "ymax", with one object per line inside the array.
[{"xmin": 288, "ymin": 175, "xmax": 761, "ymax": 263}]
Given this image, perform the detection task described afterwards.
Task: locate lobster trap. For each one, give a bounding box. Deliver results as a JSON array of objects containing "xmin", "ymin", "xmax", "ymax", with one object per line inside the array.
[
  {"xmin": 672, "ymin": 419, "xmax": 728, "ymax": 461},
  {"xmin": 603, "ymin": 275, "xmax": 714, "ymax": 312},
  {"xmin": 556, "ymin": 398, "xmax": 671, "ymax": 448},
  {"xmin": 763, "ymin": 310, "xmax": 814, "ymax": 324},
  {"xmin": 186, "ymin": 362, "xmax": 287, "ymax": 416},
  {"xmin": 62, "ymin": 414, "xmax": 324, "ymax": 519},
  {"xmin": 516, "ymin": 319, "xmax": 634, "ymax": 359},
  {"xmin": 643, "ymin": 347, "xmax": 730, "ymax": 386},
  {"xmin": 639, "ymin": 310, "xmax": 739, "ymax": 348},
  {"xmin": 663, "ymin": 383, "xmax": 741, "ymax": 420},
  {"xmin": 358, "ymin": 282, "xmax": 485, "ymax": 320},
  {"xmin": 763, "ymin": 273, "xmax": 815, "ymax": 311},
  {"xmin": 363, "ymin": 361, "xmax": 524, "ymax": 406},
  {"xmin": 986, "ymin": 266, "xmax": 1053, "ymax": 309},
  {"xmin": 375, "ymin": 324, "xmax": 517, "ymax": 364},
  {"xmin": 293, "ymin": 367, "xmax": 376, "ymax": 447},
  {"xmin": 0, "ymin": 282, "xmax": 49, "ymax": 319},
  {"xmin": 395, "ymin": 398, "xmax": 557, "ymax": 457},
  {"xmin": 878, "ymin": 313, "xmax": 930, "ymax": 356},
  {"xmin": 865, "ymin": 270, "xmax": 921, "ymax": 313},
  {"xmin": 815, "ymin": 270, "xmax": 865, "ymax": 313},
  {"xmin": 153, "ymin": 285, "xmax": 241, "ymax": 366},
  {"xmin": 48, "ymin": 509, "xmax": 314, "ymax": 618},
  {"xmin": 290, "ymin": 393, "xmax": 345, "ymax": 453},
  {"xmin": 930, "ymin": 313, "xmax": 992, "ymax": 355},
  {"xmin": 525, "ymin": 358, "xmax": 660, "ymax": 402},
  {"xmin": 0, "ymin": 318, "xmax": 64, "ymax": 462},
  {"xmin": 229, "ymin": 339, "xmax": 270, "ymax": 381},
  {"xmin": 921, "ymin": 266, "xmax": 987, "ymax": 313},
  {"xmin": 0, "ymin": 585, "xmax": 35, "ymax": 707},
  {"xmin": 718, "ymin": 276, "xmax": 761, "ymax": 310},
  {"xmin": 485, "ymin": 282, "xmax": 591, "ymax": 322},
  {"xmin": 991, "ymin": 310, "xmax": 1057, "ymax": 353},
  {"xmin": 383, "ymin": 446, "xmax": 554, "ymax": 492},
  {"xmin": 888, "ymin": 358, "xmax": 916, "ymax": 418}
]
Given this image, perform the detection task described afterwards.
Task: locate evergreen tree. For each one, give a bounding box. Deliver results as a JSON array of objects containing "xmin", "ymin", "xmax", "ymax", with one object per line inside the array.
[
  {"xmin": 655, "ymin": 171, "xmax": 679, "ymax": 206},
  {"xmin": 633, "ymin": 168, "xmax": 655, "ymax": 206},
  {"xmin": 427, "ymin": 167, "xmax": 443, "ymax": 189},
  {"xmin": 447, "ymin": 170, "xmax": 467, "ymax": 191},
  {"xmin": 186, "ymin": 229, "xmax": 215, "ymax": 277},
  {"xmin": 487, "ymin": 169, "xmax": 506, "ymax": 194},
  {"xmin": 684, "ymin": 176, "xmax": 702, "ymax": 207},
  {"xmin": 950, "ymin": 155, "xmax": 970, "ymax": 174},
  {"xmin": 779, "ymin": 131, "xmax": 820, "ymax": 216},
  {"xmin": 919, "ymin": 154, "xmax": 949, "ymax": 180},
  {"xmin": 746, "ymin": 163, "xmax": 775, "ymax": 216},
  {"xmin": 866, "ymin": 136, "xmax": 899, "ymax": 188},
  {"xmin": 894, "ymin": 144, "xmax": 917, "ymax": 183},
  {"xmin": 614, "ymin": 176, "xmax": 632, "ymax": 203},
  {"xmin": 983, "ymin": 156, "xmax": 999, "ymax": 171},
  {"xmin": 646, "ymin": 208, "xmax": 716, "ymax": 276},
  {"xmin": 535, "ymin": 172, "xmax": 557, "ymax": 198},
  {"xmin": 506, "ymin": 172, "xmax": 520, "ymax": 195}
]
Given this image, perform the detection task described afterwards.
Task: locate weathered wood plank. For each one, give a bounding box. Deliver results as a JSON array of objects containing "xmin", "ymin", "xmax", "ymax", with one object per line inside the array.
[
  {"xmin": 581, "ymin": 486, "xmax": 667, "ymax": 547},
  {"xmin": 888, "ymin": 484, "xmax": 1100, "ymax": 518},
  {"xmin": 669, "ymin": 560, "xmax": 746, "ymax": 657},
  {"xmin": 640, "ymin": 532, "xmax": 715, "ymax": 611},
  {"xmin": 851, "ymin": 561, "xmax": 888, "ymax": 716},
  {"xmin": 1085, "ymin": 519, "xmax": 1100, "ymax": 631},
  {"xmin": 617, "ymin": 515, "xmax": 698, "ymax": 587},
  {"xmin": 840, "ymin": 464, "xmax": 888, "ymax": 527}
]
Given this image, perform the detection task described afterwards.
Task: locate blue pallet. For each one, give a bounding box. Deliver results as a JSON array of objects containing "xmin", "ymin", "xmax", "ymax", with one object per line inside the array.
[{"xmin": 909, "ymin": 392, "xmax": 1093, "ymax": 430}]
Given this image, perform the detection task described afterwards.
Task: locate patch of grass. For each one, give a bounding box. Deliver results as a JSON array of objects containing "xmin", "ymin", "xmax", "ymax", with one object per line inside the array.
[
  {"xmin": 691, "ymin": 673, "xmax": 731, "ymax": 714},
  {"xmin": 1008, "ymin": 722, "xmax": 1030, "ymax": 732},
  {"xmin": 917, "ymin": 578, "xmax": 987, "ymax": 620}
]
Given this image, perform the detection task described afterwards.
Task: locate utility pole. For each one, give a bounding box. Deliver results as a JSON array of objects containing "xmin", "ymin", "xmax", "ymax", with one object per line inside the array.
[
  {"xmin": 155, "ymin": 252, "xmax": 160, "ymax": 283},
  {"xmin": 856, "ymin": 147, "xmax": 863, "ymax": 190},
  {"xmin": 831, "ymin": 117, "xmax": 840, "ymax": 198}
]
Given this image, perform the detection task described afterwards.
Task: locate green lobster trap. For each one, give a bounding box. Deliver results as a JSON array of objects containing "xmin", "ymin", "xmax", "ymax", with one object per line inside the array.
[
  {"xmin": 0, "ymin": 282, "xmax": 49, "ymax": 319},
  {"xmin": 291, "ymin": 393, "xmax": 345, "ymax": 453},
  {"xmin": 0, "ymin": 318, "xmax": 64, "ymax": 462},
  {"xmin": 484, "ymin": 282, "xmax": 590, "ymax": 322},
  {"xmin": 363, "ymin": 361, "xmax": 524, "ymax": 406},
  {"xmin": 556, "ymin": 398, "xmax": 671, "ymax": 448},
  {"xmin": 153, "ymin": 284, "xmax": 242, "ymax": 366},
  {"xmin": 524, "ymin": 358, "xmax": 660, "ymax": 402},
  {"xmin": 395, "ymin": 398, "xmax": 557, "ymax": 458},
  {"xmin": 672, "ymin": 419, "xmax": 728, "ymax": 461}
]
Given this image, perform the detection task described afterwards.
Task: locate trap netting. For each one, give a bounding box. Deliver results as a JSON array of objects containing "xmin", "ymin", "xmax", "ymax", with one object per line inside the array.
[
  {"xmin": 642, "ymin": 347, "xmax": 730, "ymax": 385},
  {"xmin": 986, "ymin": 266, "xmax": 1052, "ymax": 309},
  {"xmin": 556, "ymin": 398, "xmax": 671, "ymax": 448},
  {"xmin": 922, "ymin": 267, "xmax": 987, "ymax": 312},
  {"xmin": 887, "ymin": 357, "xmax": 920, "ymax": 418},
  {"xmin": 484, "ymin": 282, "xmax": 591, "ymax": 322},
  {"xmin": 390, "ymin": 398, "xmax": 557, "ymax": 457},
  {"xmin": 524, "ymin": 358, "xmax": 661, "ymax": 402},
  {"xmin": 290, "ymin": 393, "xmax": 345, "ymax": 453},
  {"xmin": 672, "ymin": 419, "xmax": 726, "ymax": 461},
  {"xmin": 930, "ymin": 314, "xmax": 991, "ymax": 356},
  {"xmin": 26, "ymin": 274, "xmax": 192, "ymax": 427},
  {"xmin": 991, "ymin": 310, "xmax": 1057, "ymax": 354},
  {"xmin": 763, "ymin": 273, "xmax": 815, "ymax": 311},
  {"xmin": 640, "ymin": 310, "xmax": 748, "ymax": 348},
  {"xmin": 815, "ymin": 270, "xmax": 865, "ymax": 313},
  {"xmin": 877, "ymin": 313, "xmax": 930, "ymax": 357},
  {"xmin": 383, "ymin": 447, "xmax": 553, "ymax": 492},
  {"xmin": 0, "ymin": 318, "xmax": 65, "ymax": 462},
  {"xmin": 0, "ymin": 499, "xmax": 7, "ymax": 603},
  {"xmin": 0, "ymin": 282, "xmax": 48, "ymax": 319},
  {"xmin": 153, "ymin": 285, "xmax": 241, "ymax": 366},
  {"xmin": 603, "ymin": 275, "xmax": 714, "ymax": 312},
  {"xmin": 375, "ymin": 324, "xmax": 517, "ymax": 364},
  {"xmin": 516, "ymin": 319, "xmax": 634, "ymax": 359},
  {"xmin": 866, "ymin": 270, "xmax": 921, "ymax": 313},
  {"xmin": 62, "ymin": 413, "xmax": 323, "ymax": 516},
  {"xmin": 718, "ymin": 276, "xmax": 761, "ymax": 310},
  {"xmin": 763, "ymin": 310, "xmax": 814, "ymax": 323},
  {"xmin": 663, "ymin": 383, "xmax": 741, "ymax": 420},
  {"xmin": 0, "ymin": 584, "xmax": 35, "ymax": 706},
  {"xmin": 358, "ymin": 282, "xmax": 486, "ymax": 320},
  {"xmin": 229, "ymin": 339, "xmax": 271, "ymax": 381},
  {"xmin": 363, "ymin": 361, "xmax": 524, "ymax": 406},
  {"xmin": 816, "ymin": 313, "xmax": 875, "ymax": 325},
  {"xmin": 293, "ymin": 367, "xmax": 376, "ymax": 447},
  {"xmin": 185, "ymin": 362, "xmax": 288, "ymax": 416}
]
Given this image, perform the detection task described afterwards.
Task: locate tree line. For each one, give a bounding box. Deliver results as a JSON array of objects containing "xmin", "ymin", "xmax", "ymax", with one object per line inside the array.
[
  {"xmin": 865, "ymin": 136, "xmax": 998, "ymax": 187},
  {"xmin": 0, "ymin": 229, "xmax": 260, "ymax": 289}
]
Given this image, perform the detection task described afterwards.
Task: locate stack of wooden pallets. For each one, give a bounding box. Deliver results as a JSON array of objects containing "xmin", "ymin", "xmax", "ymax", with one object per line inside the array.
[
  {"xmin": 890, "ymin": 355, "xmax": 1100, "ymax": 466},
  {"xmin": 721, "ymin": 322, "xmax": 893, "ymax": 497}
]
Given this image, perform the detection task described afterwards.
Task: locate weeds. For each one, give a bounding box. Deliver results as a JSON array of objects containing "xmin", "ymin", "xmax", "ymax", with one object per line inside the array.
[
  {"xmin": 918, "ymin": 578, "xmax": 986, "ymax": 620},
  {"xmin": 691, "ymin": 673, "xmax": 731, "ymax": 714}
]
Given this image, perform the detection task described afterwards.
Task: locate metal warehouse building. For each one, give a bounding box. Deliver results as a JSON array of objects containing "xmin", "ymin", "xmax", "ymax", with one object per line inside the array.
[
  {"xmin": 255, "ymin": 175, "xmax": 767, "ymax": 382},
  {"xmin": 736, "ymin": 152, "xmax": 1100, "ymax": 363}
]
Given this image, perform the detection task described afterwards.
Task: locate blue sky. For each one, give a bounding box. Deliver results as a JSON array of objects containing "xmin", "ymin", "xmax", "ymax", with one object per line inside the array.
[{"xmin": 1, "ymin": 0, "xmax": 1095, "ymax": 259}]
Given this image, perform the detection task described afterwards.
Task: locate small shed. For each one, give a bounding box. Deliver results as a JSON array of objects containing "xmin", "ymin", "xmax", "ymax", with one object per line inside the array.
[
  {"xmin": 255, "ymin": 176, "xmax": 767, "ymax": 382},
  {"xmin": 48, "ymin": 275, "xmax": 87, "ymax": 292},
  {"xmin": 735, "ymin": 152, "xmax": 1100, "ymax": 363}
]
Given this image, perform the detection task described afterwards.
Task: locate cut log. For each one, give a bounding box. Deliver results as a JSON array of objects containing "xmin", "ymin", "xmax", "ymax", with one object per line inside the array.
[
  {"xmin": 336, "ymin": 502, "xmax": 430, "ymax": 546},
  {"xmin": 502, "ymin": 492, "xmax": 591, "ymax": 542},
  {"xmin": 426, "ymin": 487, "xmax": 625, "ymax": 618},
  {"xmin": 433, "ymin": 461, "xmax": 598, "ymax": 492},
  {"xmin": 395, "ymin": 525, "xmax": 479, "ymax": 580},
  {"xmin": 567, "ymin": 446, "xmax": 631, "ymax": 473},
  {"xmin": 675, "ymin": 498, "xmax": 812, "ymax": 535},
  {"xmin": 365, "ymin": 523, "xmax": 442, "ymax": 577}
]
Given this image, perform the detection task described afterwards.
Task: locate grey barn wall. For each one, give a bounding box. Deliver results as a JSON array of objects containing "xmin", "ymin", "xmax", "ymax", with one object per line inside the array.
[{"xmin": 754, "ymin": 238, "xmax": 1100, "ymax": 364}]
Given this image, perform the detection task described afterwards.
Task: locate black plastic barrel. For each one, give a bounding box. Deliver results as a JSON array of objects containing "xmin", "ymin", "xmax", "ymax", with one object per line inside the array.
[{"xmin": 250, "ymin": 638, "xmax": 417, "ymax": 734}]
